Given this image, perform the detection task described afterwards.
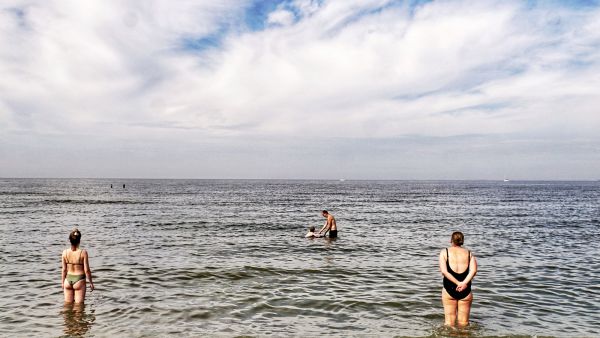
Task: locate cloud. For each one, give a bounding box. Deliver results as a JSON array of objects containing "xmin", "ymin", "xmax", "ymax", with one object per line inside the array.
[
  {"xmin": 267, "ymin": 9, "xmax": 295, "ymax": 26},
  {"xmin": 161, "ymin": 0, "xmax": 599, "ymax": 140},
  {"xmin": 0, "ymin": 0, "xmax": 599, "ymax": 178}
]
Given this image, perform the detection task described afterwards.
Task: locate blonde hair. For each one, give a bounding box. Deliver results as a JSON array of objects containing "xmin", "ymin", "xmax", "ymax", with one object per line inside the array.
[
  {"xmin": 451, "ymin": 232, "xmax": 464, "ymax": 246},
  {"xmin": 69, "ymin": 229, "xmax": 81, "ymax": 246}
]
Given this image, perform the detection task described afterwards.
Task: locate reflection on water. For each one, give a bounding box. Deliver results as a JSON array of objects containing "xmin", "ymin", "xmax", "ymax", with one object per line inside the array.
[
  {"xmin": 318, "ymin": 236, "xmax": 337, "ymax": 264},
  {"xmin": 60, "ymin": 303, "xmax": 95, "ymax": 338},
  {"xmin": 433, "ymin": 323, "xmax": 484, "ymax": 338}
]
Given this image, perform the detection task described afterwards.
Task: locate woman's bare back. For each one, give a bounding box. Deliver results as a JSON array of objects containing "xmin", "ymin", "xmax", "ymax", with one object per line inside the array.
[
  {"xmin": 444, "ymin": 247, "xmax": 471, "ymax": 274},
  {"xmin": 63, "ymin": 249, "xmax": 86, "ymax": 275}
]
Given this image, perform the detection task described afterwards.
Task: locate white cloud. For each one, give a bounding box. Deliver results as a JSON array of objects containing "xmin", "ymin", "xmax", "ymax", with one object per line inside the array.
[
  {"xmin": 1, "ymin": 0, "xmax": 599, "ymax": 178},
  {"xmin": 157, "ymin": 0, "xmax": 600, "ymax": 139},
  {"xmin": 291, "ymin": 0, "xmax": 320, "ymax": 17},
  {"xmin": 267, "ymin": 9, "xmax": 295, "ymax": 26}
]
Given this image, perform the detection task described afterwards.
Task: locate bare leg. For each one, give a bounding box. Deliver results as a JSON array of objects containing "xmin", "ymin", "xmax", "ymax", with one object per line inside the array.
[
  {"xmin": 442, "ymin": 288, "xmax": 458, "ymax": 325},
  {"xmin": 64, "ymin": 280, "xmax": 74, "ymax": 302},
  {"xmin": 73, "ymin": 280, "xmax": 86, "ymax": 303},
  {"xmin": 457, "ymin": 292, "xmax": 473, "ymax": 326}
]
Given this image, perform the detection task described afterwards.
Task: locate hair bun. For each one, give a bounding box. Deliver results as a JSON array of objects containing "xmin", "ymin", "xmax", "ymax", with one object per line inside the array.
[
  {"xmin": 69, "ymin": 229, "xmax": 82, "ymax": 246},
  {"xmin": 451, "ymin": 232, "xmax": 464, "ymax": 246}
]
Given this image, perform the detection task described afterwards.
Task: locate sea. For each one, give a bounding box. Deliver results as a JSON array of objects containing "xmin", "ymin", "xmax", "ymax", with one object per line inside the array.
[{"xmin": 0, "ymin": 179, "xmax": 599, "ymax": 337}]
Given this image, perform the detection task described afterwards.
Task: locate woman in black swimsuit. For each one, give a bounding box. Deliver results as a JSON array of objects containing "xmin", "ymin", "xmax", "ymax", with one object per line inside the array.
[{"xmin": 439, "ymin": 232, "xmax": 477, "ymax": 326}]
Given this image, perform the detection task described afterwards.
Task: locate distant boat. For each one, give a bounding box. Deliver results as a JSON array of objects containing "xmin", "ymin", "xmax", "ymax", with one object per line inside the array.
[
  {"xmin": 340, "ymin": 173, "xmax": 345, "ymax": 182},
  {"xmin": 504, "ymin": 175, "xmax": 510, "ymax": 182}
]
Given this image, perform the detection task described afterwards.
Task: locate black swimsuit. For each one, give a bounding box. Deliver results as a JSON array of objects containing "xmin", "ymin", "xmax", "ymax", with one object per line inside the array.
[{"xmin": 443, "ymin": 248, "xmax": 471, "ymax": 300}]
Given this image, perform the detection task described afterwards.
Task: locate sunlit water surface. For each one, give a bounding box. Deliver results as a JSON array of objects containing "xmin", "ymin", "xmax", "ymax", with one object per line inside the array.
[{"xmin": 1, "ymin": 179, "xmax": 599, "ymax": 337}]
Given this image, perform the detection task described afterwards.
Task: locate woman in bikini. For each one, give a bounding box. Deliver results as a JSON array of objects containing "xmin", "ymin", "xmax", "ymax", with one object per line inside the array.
[
  {"xmin": 62, "ymin": 229, "xmax": 94, "ymax": 303},
  {"xmin": 439, "ymin": 232, "xmax": 477, "ymax": 326}
]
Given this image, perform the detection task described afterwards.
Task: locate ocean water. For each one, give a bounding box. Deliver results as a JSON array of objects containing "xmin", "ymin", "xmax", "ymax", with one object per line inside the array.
[{"xmin": 0, "ymin": 179, "xmax": 599, "ymax": 337}]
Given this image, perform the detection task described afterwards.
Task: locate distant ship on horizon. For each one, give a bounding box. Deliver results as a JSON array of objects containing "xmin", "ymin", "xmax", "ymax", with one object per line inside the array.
[
  {"xmin": 340, "ymin": 173, "xmax": 346, "ymax": 182},
  {"xmin": 504, "ymin": 175, "xmax": 510, "ymax": 182}
]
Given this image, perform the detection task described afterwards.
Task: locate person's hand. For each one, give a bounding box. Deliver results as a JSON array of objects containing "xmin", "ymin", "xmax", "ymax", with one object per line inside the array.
[
  {"xmin": 89, "ymin": 283, "xmax": 94, "ymax": 292},
  {"xmin": 456, "ymin": 282, "xmax": 466, "ymax": 292}
]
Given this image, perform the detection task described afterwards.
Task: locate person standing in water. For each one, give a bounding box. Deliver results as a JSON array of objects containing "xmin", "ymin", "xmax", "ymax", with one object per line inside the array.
[
  {"xmin": 62, "ymin": 229, "xmax": 94, "ymax": 303},
  {"xmin": 317, "ymin": 210, "xmax": 337, "ymax": 238},
  {"xmin": 439, "ymin": 232, "xmax": 477, "ymax": 326}
]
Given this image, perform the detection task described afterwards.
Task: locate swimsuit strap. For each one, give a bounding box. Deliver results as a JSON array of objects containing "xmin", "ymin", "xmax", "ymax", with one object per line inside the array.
[
  {"xmin": 446, "ymin": 248, "xmax": 450, "ymax": 268},
  {"xmin": 65, "ymin": 249, "xmax": 84, "ymax": 265},
  {"xmin": 467, "ymin": 251, "xmax": 471, "ymax": 269}
]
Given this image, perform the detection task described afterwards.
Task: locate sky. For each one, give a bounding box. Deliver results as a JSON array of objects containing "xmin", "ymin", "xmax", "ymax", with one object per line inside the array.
[{"xmin": 1, "ymin": 0, "xmax": 599, "ymax": 180}]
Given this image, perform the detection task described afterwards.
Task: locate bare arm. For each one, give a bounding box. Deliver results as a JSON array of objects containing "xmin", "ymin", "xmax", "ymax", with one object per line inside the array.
[
  {"xmin": 83, "ymin": 251, "xmax": 94, "ymax": 291},
  {"xmin": 61, "ymin": 251, "xmax": 67, "ymax": 289},
  {"xmin": 317, "ymin": 219, "xmax": 330, "ymax": 234}
]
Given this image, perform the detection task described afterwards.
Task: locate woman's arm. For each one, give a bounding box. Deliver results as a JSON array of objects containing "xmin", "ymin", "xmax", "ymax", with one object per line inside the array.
[
  {"xmin": 456, "ymin": 254, "xmax": 477, "ymax": 292},
  {"xmin": 83, "ymin": 251, "xmax": 94, "ymax": 291},
  {"xmin": 61, "ymin": 251, "xmax": 67, "ymax": 289}
]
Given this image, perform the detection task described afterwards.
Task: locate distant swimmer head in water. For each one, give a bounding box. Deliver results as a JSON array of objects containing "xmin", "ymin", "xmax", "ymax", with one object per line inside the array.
[
  {"xmin": 451, "ymin": 232, "xmax": 464, "ymax": 246},
  {"xmin": 69, "ymin": 229, "xmax": 81, "ymax": 247}
]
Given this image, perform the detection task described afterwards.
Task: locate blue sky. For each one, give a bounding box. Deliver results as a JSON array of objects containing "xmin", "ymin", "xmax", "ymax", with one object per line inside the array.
[{"xmin": 1, "ymin": 0, "xmax": 599, "ymax": 179}]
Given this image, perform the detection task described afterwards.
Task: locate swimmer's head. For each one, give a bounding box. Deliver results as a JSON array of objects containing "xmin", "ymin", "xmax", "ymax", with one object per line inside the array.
[
  {"xmin": 69, "ymin": 229, "xmax": 81, "ymax": 246},
  {"xmin": 310, "ymin": 226, "xmax": 315, "ymax": 232},
  {"xmin": 322, "ymin": 210, "xmax": 328, "ymax": 216},
  {"xmin": 451, "ymin": 232, "xmax": 464, "ymax": 246}
]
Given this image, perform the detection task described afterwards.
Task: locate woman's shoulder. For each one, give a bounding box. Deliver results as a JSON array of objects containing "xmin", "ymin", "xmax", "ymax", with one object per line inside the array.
[
  {"xmin": 454, "ymin": 247, "xmax": 474, "ymax": 258},
  {"xmin": 447, "ymin": 246, "xmax": 471, "ymax": 255}
]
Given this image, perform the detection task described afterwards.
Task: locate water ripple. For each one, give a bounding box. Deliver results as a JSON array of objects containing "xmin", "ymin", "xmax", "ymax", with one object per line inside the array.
[{"xmin": 0, "ymin": 179, "xmax": 599, "ymax": 337}]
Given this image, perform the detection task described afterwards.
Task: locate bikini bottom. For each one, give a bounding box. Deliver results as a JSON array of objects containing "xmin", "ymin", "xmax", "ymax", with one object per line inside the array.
[{"xmin": 66, "ymin": 274, "xmax": 86, "ymax": 287}]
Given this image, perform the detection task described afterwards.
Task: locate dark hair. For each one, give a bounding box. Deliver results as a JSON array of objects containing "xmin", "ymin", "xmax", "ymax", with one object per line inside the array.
[
  {"xmin": 451, "ymin": 232, "xmax": 464, "ymax": 246},
  {"xmin": 69, "ymin": 229, "xmax": 81, "ymax": 246},
  {"xmin": 322, "ymin": 210, "xmax": 328, "ymax": 214},
  {"xmin": 310, "ymin": 226, "xmax": 315, "ymax": 232}
]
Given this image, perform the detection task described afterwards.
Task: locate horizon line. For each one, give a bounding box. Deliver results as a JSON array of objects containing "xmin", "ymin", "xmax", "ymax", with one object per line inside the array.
[{"xmin": 1, "ymin": 177, "xmax": 599, "ymax": 182}]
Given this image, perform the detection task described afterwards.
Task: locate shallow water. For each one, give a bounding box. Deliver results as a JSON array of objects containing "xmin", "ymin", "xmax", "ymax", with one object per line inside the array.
[{"xmin": 0, "ymin": 179, "xmax": 599, "ymax": 337}]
